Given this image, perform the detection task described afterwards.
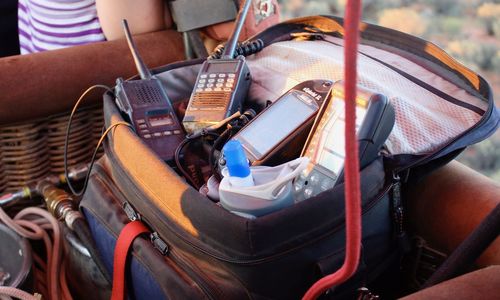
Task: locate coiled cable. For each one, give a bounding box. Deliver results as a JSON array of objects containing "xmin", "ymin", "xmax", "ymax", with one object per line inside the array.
[{"xmin": 209, "ymin": 39, "xmax": 264, "ymax": 59}]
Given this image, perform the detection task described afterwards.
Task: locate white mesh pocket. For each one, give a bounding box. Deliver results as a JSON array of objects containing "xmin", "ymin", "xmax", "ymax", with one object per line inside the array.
[{"xmin": 246, "ymin": 38, "xmax": 487, "ymax": 155}]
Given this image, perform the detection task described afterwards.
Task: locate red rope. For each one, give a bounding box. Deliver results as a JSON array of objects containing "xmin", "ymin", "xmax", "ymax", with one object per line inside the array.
[{"xmin": 302, "ymin": 1, "xmax": 363, "ymax": 299}]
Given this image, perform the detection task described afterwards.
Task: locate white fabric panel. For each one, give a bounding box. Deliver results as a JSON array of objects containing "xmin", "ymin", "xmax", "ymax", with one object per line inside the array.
[{"xmin": 246, "ymin": 38, "xmax": 487, "ymax": 155}]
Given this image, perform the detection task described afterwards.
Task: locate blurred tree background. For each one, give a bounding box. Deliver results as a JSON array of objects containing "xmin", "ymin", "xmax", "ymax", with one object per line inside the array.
[{"xmin": 278, "ymin": 0, "xmax": 500, "ymax": 180}]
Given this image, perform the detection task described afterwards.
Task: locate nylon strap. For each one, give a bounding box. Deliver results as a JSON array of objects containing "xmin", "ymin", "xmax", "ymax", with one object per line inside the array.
[{"xmin": 111, "ymin": 221, "xmax": 149, "ymax": 300}]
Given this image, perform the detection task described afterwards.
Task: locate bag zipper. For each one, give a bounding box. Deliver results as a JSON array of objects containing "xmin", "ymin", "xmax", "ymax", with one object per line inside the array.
[
  {"xmin": 105, "ymin": 149, "xmax": 392, "ymax": 265},
  {"xmin": 91, "ymin": 164, "xmax": 218, "ymax": 300}
]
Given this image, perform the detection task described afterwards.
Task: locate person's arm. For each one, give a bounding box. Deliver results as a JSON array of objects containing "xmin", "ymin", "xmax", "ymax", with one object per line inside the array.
[{"xmin": 96, "ymin": 0, "xmax": 173, "ymax": 40}]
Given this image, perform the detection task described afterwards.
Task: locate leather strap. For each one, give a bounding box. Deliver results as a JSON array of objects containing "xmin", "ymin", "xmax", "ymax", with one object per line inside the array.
[{"xmin": 111, "ymin": 221, "xmax": 149, "ymax": 300}]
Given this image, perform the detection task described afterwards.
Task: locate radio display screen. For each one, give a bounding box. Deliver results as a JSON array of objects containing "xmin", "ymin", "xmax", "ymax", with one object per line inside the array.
[
  {"xmin": 236, "ymin": 91, "xmax": 317, "ymax": 159},
  {"xmin": 206, "ymin": 61, "xmax": 239, "ymax": 73},
  {"xmin": 147, "ymin": 110, "xmax": 174, "ymax": 127}
]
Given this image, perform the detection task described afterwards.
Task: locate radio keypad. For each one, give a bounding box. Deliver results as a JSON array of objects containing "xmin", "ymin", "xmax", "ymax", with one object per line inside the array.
[
  {"xmin": 294, "ymin": 168, "xmax": 336, "ymax": 202},
  {"xmin": 196, "ymin": 73, "xmax": 236, "ymax": 93}
]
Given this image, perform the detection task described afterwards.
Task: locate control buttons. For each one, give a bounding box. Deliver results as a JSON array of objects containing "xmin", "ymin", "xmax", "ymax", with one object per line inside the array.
[
  {"xmin": 206, "ymin": 83, "xmax": 214, "ymax": 88},
  {"xmin": 138, "ymin": 124, "xmax": 148, "ymax": 129},
  {"xmin": 200, "ymin": 74, "xmax": 207, "ymax": 79},
  {"xmin": 304, "ymin": 188, "xmax": 314, "ymax": 198},
  {"xmin": 153, "ymin": 132, "xmax": 162, "ymax": 137},
  {"xmin": 163, "ymin": 131, "xmax": 172, "ymax": 136},
  {"xmin": 197, "ymin": 83, "xmax": 204, "ymax": 88},
  {"xmin": 143, "ymin": 134, "xmax": 152, "ymax": 139},
  {"xmin": 217, "ymin": 78, "xmax": 224, "ymax": 83},
  {"xmin": 223, "ymin": 88, "xmax": 232, "ymax": 92},
  {"xmin": 225, "ymin": 83, "xmax": 234, "ymax": 88},
  {"xmin": 209, "ymin": 74, "xmax": 217, "ymax": 78},
  {"xmin": 216, "ymin": 83, "xmax": 223, "ymax": 88},
  {"xmin": 228, "ymin": 73, "xmax": 235, "ymax": 78},
  {"xmin": 137, "ymin": 119, "xmax": 146, "ymax": 124},
  {"xmin": 226, "ymin": 78, "xmax": 234, "ymax": 83},
  {"xmin": 218, "ymin": 74, "xmax": 226, "ymax": 78},
  {"xmin": 173, "ymin": 130, "xmax": 182, "ymax": 135},
  {"xmin": 195, "ymin": 88, "xmax": 203, "ymax": 92},
  {"xmin": 205, "ymin": 88, "xmax": 213, "ymax": 92},
  {"xmin": 208, "ymin": 78, "xmax": 215, "ymax": 83},
  {"xmin": 214, "ymin": 88, "xmax": 222, "ymax": 91}
]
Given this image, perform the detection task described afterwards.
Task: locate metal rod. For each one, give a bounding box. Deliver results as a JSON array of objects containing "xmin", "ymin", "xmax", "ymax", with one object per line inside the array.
[{"xmin": 222, "ymin": 0, "xmax": 252, "ymax": 59}]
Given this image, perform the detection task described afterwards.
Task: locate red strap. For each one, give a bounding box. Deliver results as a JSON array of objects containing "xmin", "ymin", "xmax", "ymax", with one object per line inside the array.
[
  {"xmin": 111, "ymin": 221, "xmax": 149, "ymax": 300},
  {"xmin": 303, "ymin": 1, "xmax": 363, "ymax": 299}
]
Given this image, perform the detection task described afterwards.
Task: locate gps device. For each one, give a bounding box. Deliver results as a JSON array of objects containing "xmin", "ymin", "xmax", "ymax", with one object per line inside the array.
[
  {"xmin": 294, "ymin": 82, "xmax": 395, "ymax": 201},
  {"xmin": 182, "ymin": 0, "xmax": 252, "ymax": 134},
  {"xmin": 231, "ymin": 80, "xmax": 334, "ymax": 166},
  {"xmin": 115, "ymin": 20, "xmax": 184, "ymax": 161}
]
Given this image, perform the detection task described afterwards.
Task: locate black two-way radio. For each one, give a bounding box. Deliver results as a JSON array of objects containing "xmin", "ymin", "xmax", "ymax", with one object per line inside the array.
[
  {"xmin": 182, "ymin": 0, "xmax": 253, "ymax": 134},
  {"xmin": 115, "ymin": 20, "xmax": 184, "ymax": 161}
]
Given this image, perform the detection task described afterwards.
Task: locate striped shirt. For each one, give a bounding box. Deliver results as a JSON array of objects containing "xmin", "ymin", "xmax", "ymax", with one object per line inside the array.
[{"xmin": 18, "ymin": 0, "xmax": 106, "ymax": 54}]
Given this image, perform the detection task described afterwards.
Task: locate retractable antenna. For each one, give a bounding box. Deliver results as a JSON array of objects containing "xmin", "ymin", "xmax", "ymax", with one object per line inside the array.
[
  {"xmin": 221, "ymin": 0, "xmax": 252, "ymax": 59},
  {"xmin": 122, "ymin": 19, "xmax": 152, "ymax": 80}
]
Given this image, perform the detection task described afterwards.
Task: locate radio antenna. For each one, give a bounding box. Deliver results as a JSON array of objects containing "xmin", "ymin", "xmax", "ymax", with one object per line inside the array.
[
  {"xmin": 122, "ymin": 19, "xmax": 152, "ymax": 80},
  {"xmin": 222, "ymin": 0, "xmax": 252, "ymax": 59}
]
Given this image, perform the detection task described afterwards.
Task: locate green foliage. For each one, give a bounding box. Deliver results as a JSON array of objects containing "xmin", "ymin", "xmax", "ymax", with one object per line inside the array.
[
  {"xmin": 447, "ymin": 41, "xmax": 497, "ymax": 71},
  {"xmin": 377, "ymin": 8, "xmax": 428, "ymax": 36},
  {"xmin": 476, "ymin": 2, "xmax": 500, "ymax": 35},
  {"xmin": 436, "ymin": 17, "xmax": 464, "ymax": 37}
]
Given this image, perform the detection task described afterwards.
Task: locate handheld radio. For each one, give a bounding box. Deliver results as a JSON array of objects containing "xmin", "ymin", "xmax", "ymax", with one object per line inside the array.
[
  {"xmin": 182, "ymin": 0, "xmax": 253, "ymax": 134},
  {"xmin": 115, "ymin": 20, "xmax": 184, "ymax": 161},
  {"xmin": 230, "ymin": 80, "xmax": 334, "ymax": 166},
  {"xmin": 294, "ymin": 82, "xmax": 395, "ymax": 201}
]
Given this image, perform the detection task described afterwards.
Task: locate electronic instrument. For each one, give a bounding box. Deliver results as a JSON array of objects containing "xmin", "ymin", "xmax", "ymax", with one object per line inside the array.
[
  {"xmin": 114, "ymin": 20, "xmax": 184, "ymax": 161},
  {"xmin": 231, "ymin": 80, "xmax": 334, "ymax": 166},
  {"xmin": 182, "ymin": 0, "xmax": 253, "ymax": 134},
  {"xmin": 294, "ymin": 82, "xmax": 395, "ymax": 201}
]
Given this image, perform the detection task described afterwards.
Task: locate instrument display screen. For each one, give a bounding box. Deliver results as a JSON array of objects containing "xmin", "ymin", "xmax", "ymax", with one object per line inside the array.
[
  {"xmin": 303, "ymin": 91, "xmax": 368, "ymax": 177},
  {"xmin": 147, "ymin": 110, "xmax": 174, "ymax": 127},
  {"xmin": 236, "ymin": 91, "xmax": 318, "ymax": 159},
  {"xmin": 206, "ymin": 61, "xmax": 239, "ymax": 73}
]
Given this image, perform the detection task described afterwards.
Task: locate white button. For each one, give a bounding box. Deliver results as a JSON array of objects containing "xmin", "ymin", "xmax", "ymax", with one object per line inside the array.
[
  {"xmin": 200, "ymin": 74, "xmax": 207, "ymax": 78},
  {"xmin": 163, "ymin": 131, "xmax": 172, "ymax": 135},
  {"xmin": 209, "ymin": 74, "xmax": 217, "ymax": 78},
  {"xmin": 205, "ymin": 88, "xmax": 213, "ymax": 91},
  {"xmin": 226, "ymin": 78, "xmax": 234, "ymax": 83},
  {"xmin": 225, "ymin": 83, "xmax": 233, "ymax": 88},
  {"xmin": 208, "ymin": 79, "xmax": 215, "ymax": 83},
  {"xmin": 214, "ymin": 88, "xmax": 222, "ymax": 91},
  {"xmin": 153, "ymin": 132, "xmax": 162, "ymax": 137},
  {"xmin": 143, "ymin": 134, "xmax": 152, "ymax": 139},
  {"xmin": 218, "ymin": 74, "xmax": 226, "ymax": 78},
  {"xmin": 137, "ymin": 119, "xmax": 146, "ymax": 124},
  {"xmin": 217, "ymin": 78, "xmax": 224, "ymax": 83},
  {"xmin": 173, "ymin": 130, "xmax": 182, "ymax": 135},
  {"xmin": 304, "ymin": 188, "xmax": 314, "ymax": 198},
  {"xmin": 197, "ymin": 84, "xmax": 204, "ymax": 88},
  {"xmin": 138, "ymin": 124, "xmax": 148, "ymax": 129},
  {"xmin": 227, "ymin": 73, "xmax": 235, "ymax": 78},
  {"xmin": 195, "ymin": 88, "xmax": 203, "ymax": 92},
  {"xmin": 199, "ymin": 79, "xmax": 206, "ymax": 83},
  {"xmin": 216, "ymin": 83, "xmax": 223, "ymax": 88},
  {"xmin": 223, "ymin": 88, "xmax": 231, "ymax": 92},
  {"xmin": 206, "ymin": 84, "xmax": 214, "ymax": 88}
]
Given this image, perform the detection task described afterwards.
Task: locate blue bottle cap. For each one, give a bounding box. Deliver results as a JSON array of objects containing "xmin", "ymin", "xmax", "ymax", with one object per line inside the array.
[{"xmin": 223, "ymin": 140, "xmax": 251, "ymax": 178}]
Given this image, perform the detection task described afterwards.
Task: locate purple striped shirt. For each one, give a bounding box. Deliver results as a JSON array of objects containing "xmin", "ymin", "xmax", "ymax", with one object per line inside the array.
[{"xmin": 18, "ymin": 0, "xmax": 106, "ymax": 54}]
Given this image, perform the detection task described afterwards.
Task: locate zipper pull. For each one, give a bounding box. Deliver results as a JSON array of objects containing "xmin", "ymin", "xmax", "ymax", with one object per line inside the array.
[
  {"xmin": 150, "ymin": 232, "xmax": 169, "ymax": 255},
  {"xmin": 392, "ymin": 173, "xmax": 410, "ymax": 253},
  {"xmin": 123, "ymin": 201, "xmax": 140, "ymax": 221}
]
